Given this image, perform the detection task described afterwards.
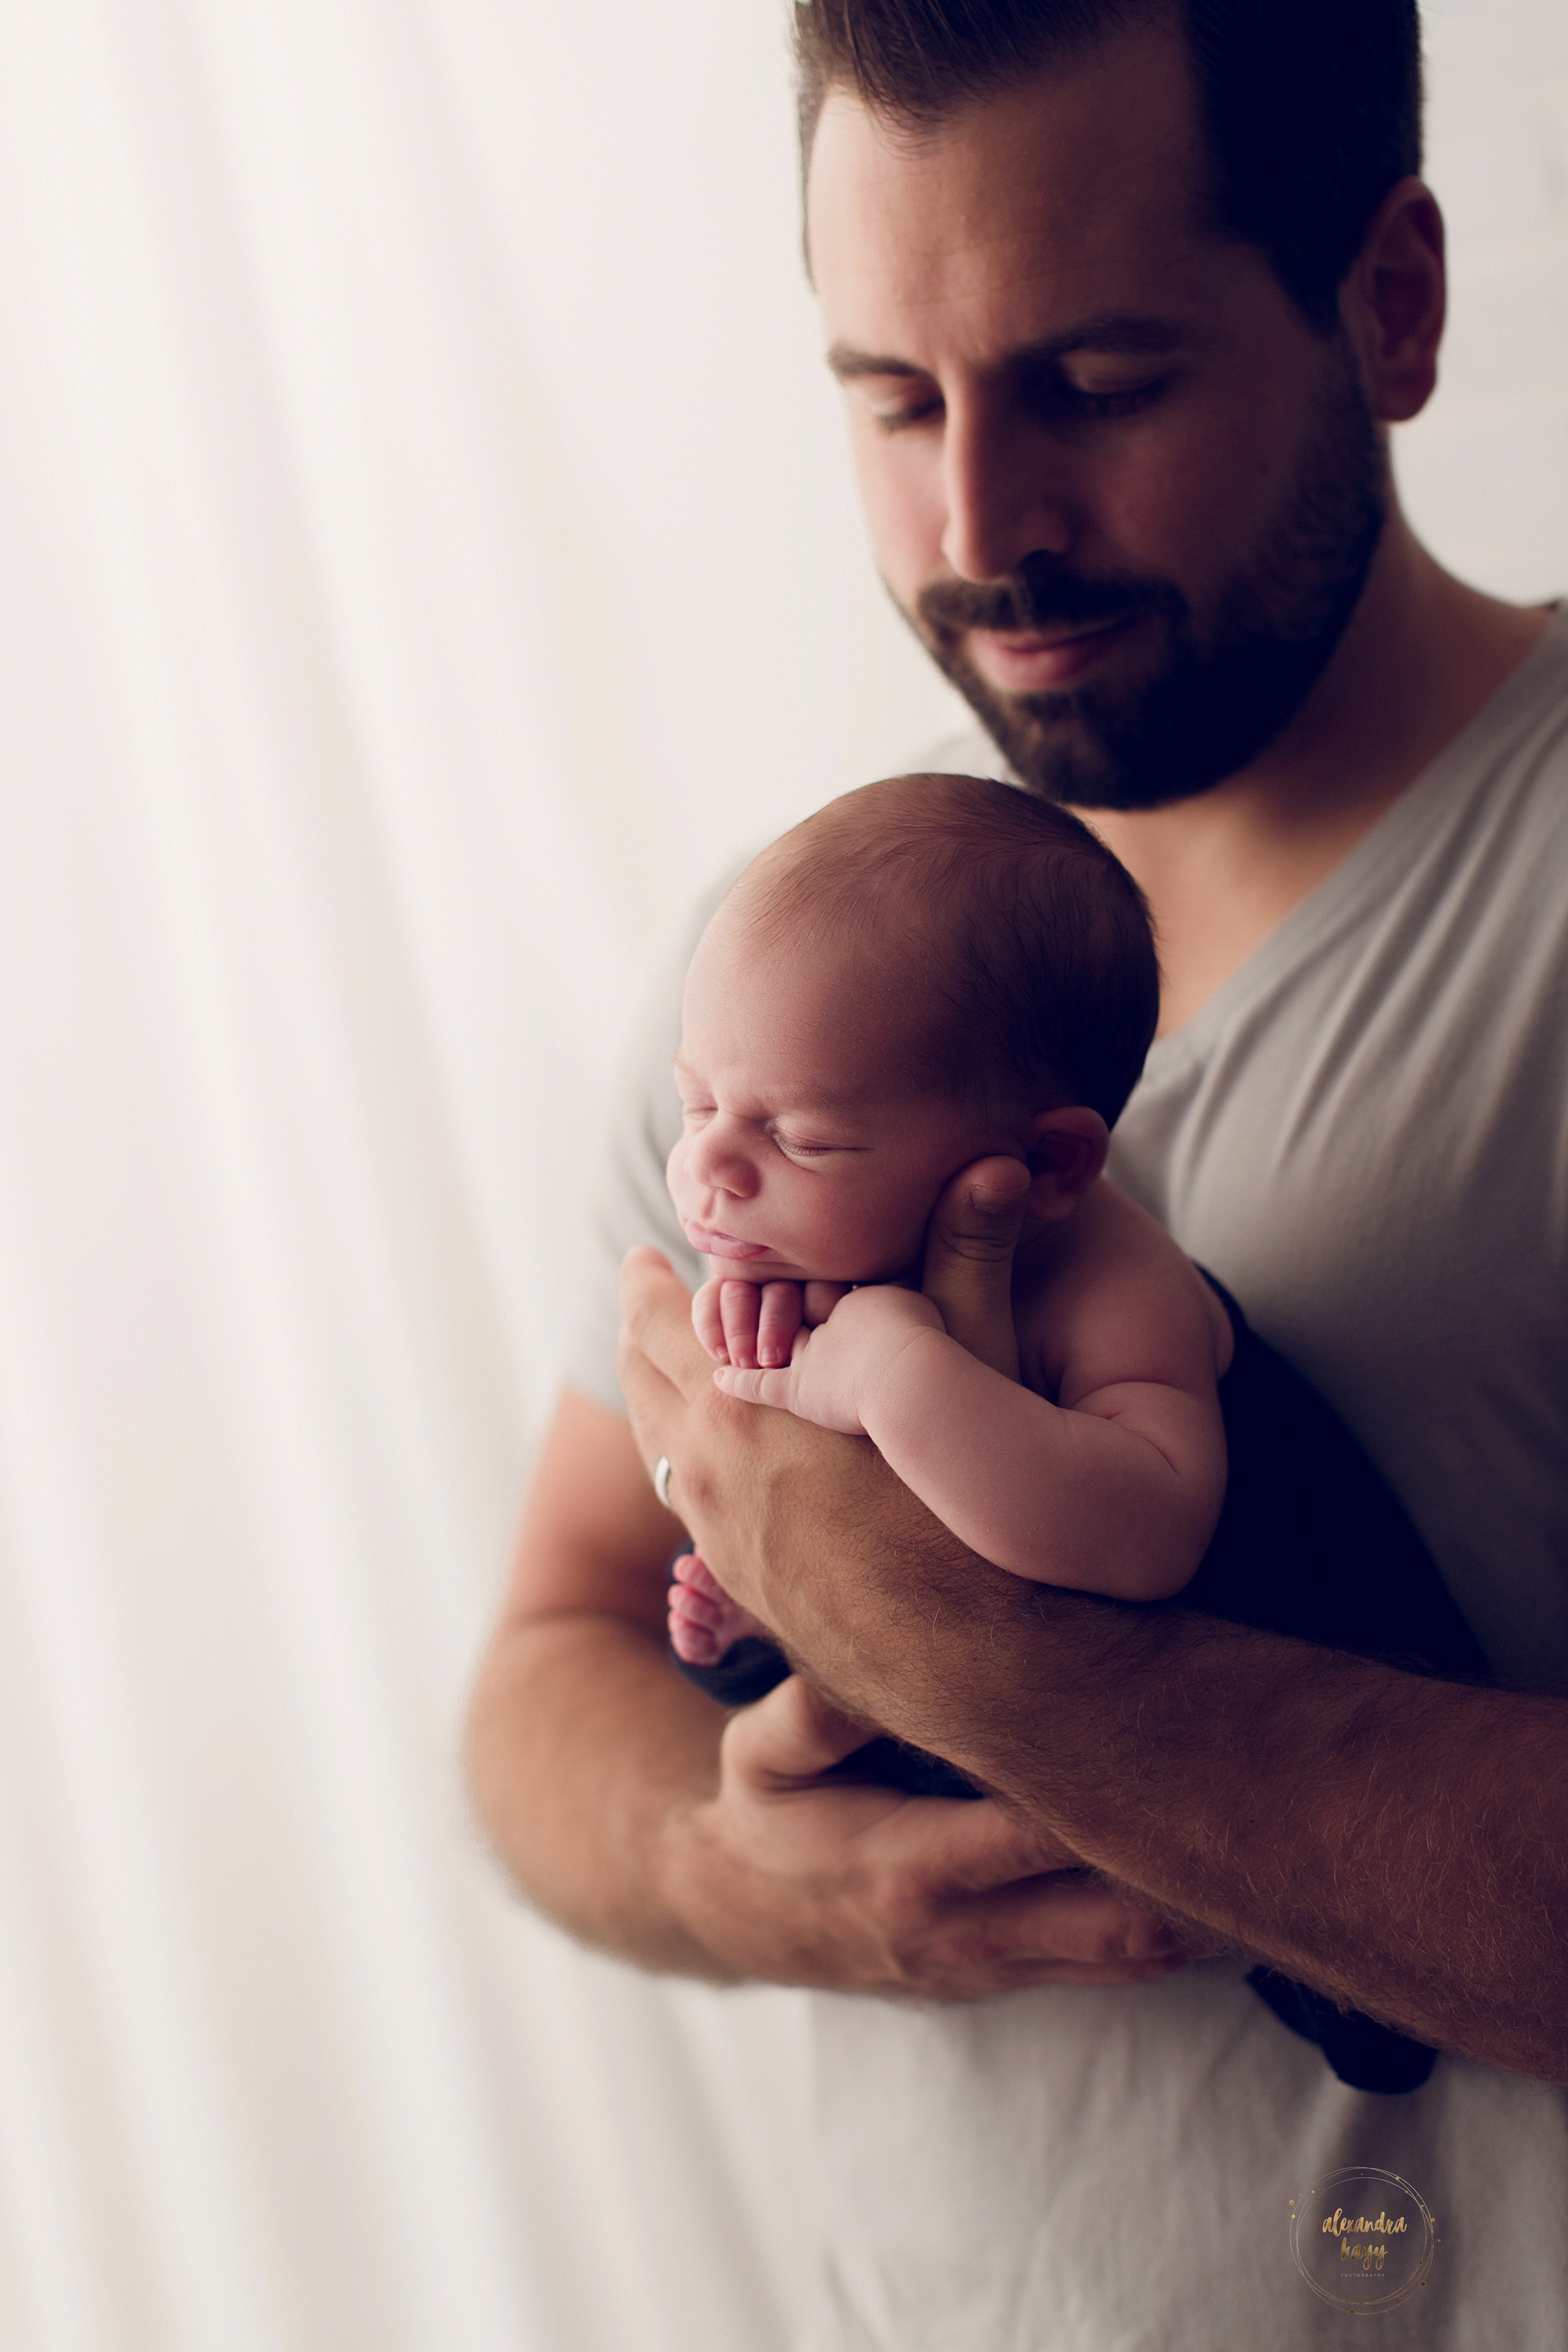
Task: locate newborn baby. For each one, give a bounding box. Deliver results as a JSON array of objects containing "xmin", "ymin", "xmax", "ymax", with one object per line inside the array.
[
  {"xmin": 656, "ymin": 771, "xmax": 1488, "ymax": 2098},
  {"xmin": 666, "ymin": 771, "xmax": 1228, "ymax": 1670}
]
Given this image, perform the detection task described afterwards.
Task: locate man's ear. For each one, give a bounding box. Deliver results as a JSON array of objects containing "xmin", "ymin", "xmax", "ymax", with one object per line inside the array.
[
  {"xmin": 1022, "ymin": 1106, "xmax": 1109, "ymax": 1222},
  {"xmin": 1340, "ymin": 176, "xmax": 1445, "ymax": 426}
]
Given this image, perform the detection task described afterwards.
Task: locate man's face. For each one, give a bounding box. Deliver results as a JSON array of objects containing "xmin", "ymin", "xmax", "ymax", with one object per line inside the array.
[{"xmin": 806, "ymin": 24, "xmax": 1388, "ymax": 810}]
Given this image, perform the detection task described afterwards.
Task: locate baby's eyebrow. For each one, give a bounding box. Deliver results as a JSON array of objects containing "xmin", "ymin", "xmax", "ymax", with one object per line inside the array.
[
  {"xmin": 777, "ymin": 1097, "xmax": 872, "ymax": 1119},
  {"xmin": 673, "ymin": 1051, "xmax": 868, "ymax": 1119}
]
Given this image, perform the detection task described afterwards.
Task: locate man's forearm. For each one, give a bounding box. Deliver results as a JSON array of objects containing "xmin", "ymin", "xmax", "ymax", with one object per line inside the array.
[
  {"xmin": 467, "ymin": 1611, "xmax": 738, "ymax": 1979},
  {"xmin": 946, "ymin": 1593, "xmax": 1567, "ymax": 2079},
  {"xmin": 485, "ymin": 1377, "xmax": 1197, "ymax": 2004},
  {"xmin": 695, "ymin": 1426, "xmax": 1568, "ymax": 2078}
]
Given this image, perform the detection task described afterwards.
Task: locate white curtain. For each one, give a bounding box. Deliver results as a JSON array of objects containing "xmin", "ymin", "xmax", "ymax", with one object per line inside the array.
[{"xmin": 0, "ymin": 2, "xmax": 1560, "ymax": 2347}]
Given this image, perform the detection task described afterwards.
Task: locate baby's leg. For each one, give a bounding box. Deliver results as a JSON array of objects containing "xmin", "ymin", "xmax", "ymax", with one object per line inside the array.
[{"xmin": 667, "ymin": 1551, "xmax": 769, "ymax": 1667}]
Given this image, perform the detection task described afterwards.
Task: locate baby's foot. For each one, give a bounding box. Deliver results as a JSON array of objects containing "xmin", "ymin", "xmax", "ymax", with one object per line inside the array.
[{"xmin": 668, "ymin": 1551, "xmax": 768, "ymax": 1667}]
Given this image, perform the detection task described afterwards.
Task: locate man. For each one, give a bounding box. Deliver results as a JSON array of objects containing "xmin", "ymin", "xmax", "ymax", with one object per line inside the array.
[{"xmin": 470, "ymin": 1, "xmax": 1568, "ymax": 2342}]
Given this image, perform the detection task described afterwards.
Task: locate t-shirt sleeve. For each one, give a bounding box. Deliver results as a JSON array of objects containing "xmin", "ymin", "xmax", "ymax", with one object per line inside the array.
[{"xmin": 562, "ymin": 871, "xmax": 736, "ymax": 1414}]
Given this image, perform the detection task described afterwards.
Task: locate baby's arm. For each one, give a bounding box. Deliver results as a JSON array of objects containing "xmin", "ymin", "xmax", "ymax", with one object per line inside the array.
[{"xmin": 712, "ymin": 1187, "xmax": 1228, "ymax": 1602}]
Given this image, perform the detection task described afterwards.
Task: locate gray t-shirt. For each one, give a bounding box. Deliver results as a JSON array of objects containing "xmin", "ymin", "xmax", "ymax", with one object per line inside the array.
[{"xmin": 567, "ymin": 607, "xmax": 1568, "ymax": 2348}]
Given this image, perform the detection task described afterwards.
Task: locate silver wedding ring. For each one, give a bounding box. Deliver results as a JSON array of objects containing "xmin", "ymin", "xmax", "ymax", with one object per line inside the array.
[{"xmin": 653, "ymin": 1455, "xmax": 674, "ymax": 1510}]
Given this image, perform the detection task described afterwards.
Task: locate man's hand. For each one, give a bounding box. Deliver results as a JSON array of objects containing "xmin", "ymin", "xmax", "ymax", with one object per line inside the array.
[
  {"xmin": 671, "ymin": 1668, "xmax": 1196, "ymax": 1997},
  {"xmin": 712, "ymin": 1284, "xmax": 943, "ymax": 1433},
  {"xmin": 619, "ymin": 1233, "xmax": 1568, "ymax": 2075},
  {"xmin": 619, "ymin": 1155, "xmax": 1035, "ymax": 1632},
  {"xmin": 470, "ymin": 1387, "xmax": 1200, "ymax": 2001},
  {"xmin": 918, "ymin": 1154, "xmax": 1032, "ymax": 1379},
  {"xmin": 615, "ymin": 1172, "xmax": 1197, "ymax": 1995}
]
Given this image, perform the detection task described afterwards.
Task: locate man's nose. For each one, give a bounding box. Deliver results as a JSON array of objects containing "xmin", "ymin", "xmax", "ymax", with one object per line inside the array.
[{"xmin": 939, "ymin": 390, "xmax": 1074, "ymax": 583}]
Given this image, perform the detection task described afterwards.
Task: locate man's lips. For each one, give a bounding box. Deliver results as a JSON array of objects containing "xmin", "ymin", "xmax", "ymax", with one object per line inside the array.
[
  {"xmin": 685, "ymin": 1221, "xmax": 775, "ymax": 1263},
  {"xmin": 967, "ymin": 612, "xmax": 1138, "ymax": 691}
]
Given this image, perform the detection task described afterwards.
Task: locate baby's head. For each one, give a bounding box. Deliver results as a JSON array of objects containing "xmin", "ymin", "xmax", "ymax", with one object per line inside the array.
[{"xmin": 667, "ymin": 774, "xmax": 1159, "ymax": 1284}]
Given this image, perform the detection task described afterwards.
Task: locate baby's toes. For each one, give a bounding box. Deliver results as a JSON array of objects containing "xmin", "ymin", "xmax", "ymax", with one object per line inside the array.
[
  {"xmin": 667, "ymin": 1599, "xmax": 720, "ymax": 1667},
  {"xmin": 670, "ymin": 1581, "xmax": 720, "ymax": 1634},
  {"xmin": 678, "ymin": 1552, "xmax": 728, "ymax": 1605}
]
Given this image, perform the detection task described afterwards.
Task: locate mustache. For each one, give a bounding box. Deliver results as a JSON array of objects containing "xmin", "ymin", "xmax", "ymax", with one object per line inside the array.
[{"xmin": 916, "ymin": 561, "xmax": 1187, "ymax": 646}]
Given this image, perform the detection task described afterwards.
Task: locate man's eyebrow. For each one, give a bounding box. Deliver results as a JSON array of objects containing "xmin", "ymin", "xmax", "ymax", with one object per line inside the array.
[{"xmin": 826, "ymin": 315, "xmax": 1193, "ymax": 382}]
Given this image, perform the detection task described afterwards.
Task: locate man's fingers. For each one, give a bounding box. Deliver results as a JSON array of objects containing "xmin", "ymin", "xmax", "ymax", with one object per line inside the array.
[
  {"xmin": 620, "ymin": 1245, "xmax": 688, "ymax": 1336},
  {"xmin": 703, "ymin": 1679, "xmax": 1193, "ymax": 1996},
  {"xmin": 724, "ymin": 1671, "xmax": 884, "ymax": 1784},
  {"xmin": 921, "ymin": 1156, "xmax": 1031, "ymax": 1378},
  {"xmin": 619, "ymin": 1247, "xmax": 707, "ymax": 1386},
  {"xmin": 878, "ymin": 1790, "xmax": 1092, "ymax": 1889},
  {"xmin": 617, "ymin": 1248, "xmax": 716, "ymax": 1479},
  {"xmin": 947, "ymin": 1873, "xmax": 1194, "ymax": 1976},
  {"xmin": 712, "ymin": 1364, "xmax": 793, "ymax": 1409},
  {"xmin": 728, "ymin": 1685, "xmax": 1092, "ymax": 1881},
  {"xmin": 926, "ymin": 1155, "xmax": 1032, "ymax": 1265}
]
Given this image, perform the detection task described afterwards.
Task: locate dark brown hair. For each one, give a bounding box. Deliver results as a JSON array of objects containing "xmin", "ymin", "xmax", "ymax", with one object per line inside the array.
[
  {"xmin": 794, "ymin": 0, "xmax": 1423, "ymax": 332},
  {"xmin": 736, "ymin": 774, "xmax": 1160, "ymax": 1125}
]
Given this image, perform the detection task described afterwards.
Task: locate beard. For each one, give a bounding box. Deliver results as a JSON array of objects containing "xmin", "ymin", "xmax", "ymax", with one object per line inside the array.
[{"xmin": 908, "ymin": 341, "xmax": 1389, "ymax": 812}]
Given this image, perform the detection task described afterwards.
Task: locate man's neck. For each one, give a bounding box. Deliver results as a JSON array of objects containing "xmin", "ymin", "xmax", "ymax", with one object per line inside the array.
[{"xmin": 1085, "ymin": 517, "xmax": 1552, "ymax": 1036}]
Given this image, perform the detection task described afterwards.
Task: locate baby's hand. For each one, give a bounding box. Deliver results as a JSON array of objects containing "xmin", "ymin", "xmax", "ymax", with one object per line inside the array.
[
  {"xmin": 713, "ymin": 1284, "xmax": 943, "ymax": 1433},
  {"xmin": 691, "ymin": 1275, "xmax": 850, "ymax": 1369}
]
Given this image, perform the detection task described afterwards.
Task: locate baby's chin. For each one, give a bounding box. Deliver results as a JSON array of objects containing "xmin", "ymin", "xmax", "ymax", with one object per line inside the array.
[
  {"xmin": 700, "ymin": 1248, "xmax": 925, "ymax": 1293},
  {"xmin": 701, "ymin": 1249, "xmax": 820, "ymax": 1285},
  {"xmin": 680, "ymin": 1207, "xmax": 923, "ymax": 1289}
]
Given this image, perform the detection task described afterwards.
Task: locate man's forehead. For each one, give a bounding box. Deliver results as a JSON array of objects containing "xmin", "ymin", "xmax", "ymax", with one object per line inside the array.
[{"xmin": 804, "ymin": 25, "xmax": 1214, "ymax": 344}]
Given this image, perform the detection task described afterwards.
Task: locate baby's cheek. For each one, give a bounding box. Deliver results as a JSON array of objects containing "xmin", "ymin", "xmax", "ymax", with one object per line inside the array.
[
  {"xmin": 860, "ymin": 1185, "xmax": 935, "ymax": 1278},
  {"xmin": 798, "ymin": 1189, "xmax": 862, "ymax": 1272},
  {"xmin": 817, "ymin": 1188, "xmax": 920, "ymax": 1284}
]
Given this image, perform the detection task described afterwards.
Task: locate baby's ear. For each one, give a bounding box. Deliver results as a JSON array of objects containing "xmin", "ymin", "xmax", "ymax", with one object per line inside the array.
[{"xmin": 1022, "ymin": 1107, "xmax": 1109, "ymax": 1221}]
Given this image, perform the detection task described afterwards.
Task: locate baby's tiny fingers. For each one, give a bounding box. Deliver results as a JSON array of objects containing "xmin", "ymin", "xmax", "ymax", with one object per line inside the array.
[
  {"xmin": 802, "ymin": 1281, "xmax": 851, "ymax": 1328},
  {"xmin": 719, "ymin": 1280, "xmax": 763, "ymax": 1370},
  {"xmin": 692, "ymin": 1279, "xmax": 729, "ymax": 1362},
  {"xmin": 757, "ymin": 1281, "xmax": 805, "ymax": 1368}
]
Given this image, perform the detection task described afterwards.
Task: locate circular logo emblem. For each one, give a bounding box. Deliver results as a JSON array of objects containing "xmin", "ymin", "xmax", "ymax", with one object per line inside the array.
[{"xmin": 1290, "ymin": 2167, "xmax": 1436, "ymax": 2313}]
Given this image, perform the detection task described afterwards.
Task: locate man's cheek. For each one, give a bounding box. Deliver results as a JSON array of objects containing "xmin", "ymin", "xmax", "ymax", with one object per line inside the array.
[{"xmin": 854, "ymin": 457, "xmax": 940, "ymax": 604}]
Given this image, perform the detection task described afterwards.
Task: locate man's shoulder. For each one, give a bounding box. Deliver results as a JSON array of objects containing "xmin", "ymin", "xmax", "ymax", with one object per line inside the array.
[
  {"xmin": 1437, "ymin": 604, "xmax": 1568, "ymax": 894},
  {"xmin": 1462, "ymin": 601, "xmax": 1568, "ymax": 798}
]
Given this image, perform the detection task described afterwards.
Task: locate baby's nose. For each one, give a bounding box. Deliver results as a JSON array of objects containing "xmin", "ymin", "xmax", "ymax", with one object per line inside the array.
[{"xmin": 691, "ymin": 1125, "xmax": 759, "ymax": 1197}]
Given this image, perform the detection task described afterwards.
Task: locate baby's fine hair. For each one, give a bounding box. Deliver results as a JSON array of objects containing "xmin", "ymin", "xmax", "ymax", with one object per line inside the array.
[{"xmin": 734, "ymin": 774, "xmax": 1160, "ymax": 1127}]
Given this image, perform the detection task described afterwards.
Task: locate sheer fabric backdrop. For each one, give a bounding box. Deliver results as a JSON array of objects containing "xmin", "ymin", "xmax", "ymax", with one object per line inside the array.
[{"xmin": 0, "ymin": 1, "xmax": 1560, "ymax": 2346}]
